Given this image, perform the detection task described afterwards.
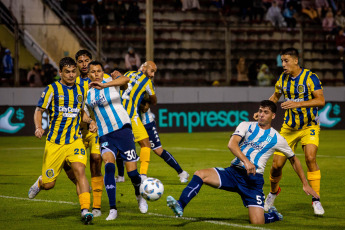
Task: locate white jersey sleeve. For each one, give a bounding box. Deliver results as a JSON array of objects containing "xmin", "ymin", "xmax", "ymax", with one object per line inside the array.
[
  {"xmin": 275, "ymin": 135, "xmax": 295, "ymax": 158},
  {"xmin": 232, "ymin": 121, "xmax": 250, "ymax": 138}
]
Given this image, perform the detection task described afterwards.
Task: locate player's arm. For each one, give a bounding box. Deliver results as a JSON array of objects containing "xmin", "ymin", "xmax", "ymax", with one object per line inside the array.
[
  {"xmin": 281, "ymin": 89, "xmax": 325, "ymax": 109},
  {"xmin": 288, "ymin": 155, "xmax": 320, "ymax": 198},
  {"xmin": 81, "ymin": 109, "xmax": 97, "ymax": 133},
  {"xmin": 228, "ymin": 135, "xmax": 256, "ymax": 175},
  {"xmin": 149, "ymin": 94, "xmax": 157, "ymax": 105},
  {"xmin": 34, "ymin": 107, "xmax": 45, "ymax": 139}
]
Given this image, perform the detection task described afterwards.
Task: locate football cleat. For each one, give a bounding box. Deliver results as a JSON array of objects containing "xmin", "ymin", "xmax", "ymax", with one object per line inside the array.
[
  {"xmin": 264, "ymin": 187, "xmax": 281, "ymax": 211},
  {"xmin": 140, "ymin": 174, "xmax": 148, "ymax": 181},
  {"xmin": 136, "ymin": 195, "xmax": 148, "ymax": 214},
  {"xmin": 81, "ymin": 209, "xmax": 93, "ymax": 224},
  {"xmin": 312, "ymin": 201, "xmax": 325, "ymax": 216},
  {"xmin": 167, "ymin": 196, "xmax": 183, "ymax": 217},
  {"xmin": 28, "ymin": 176, "xmax": 42, "ymax": 199},
  {"xmin": 178, "ymin": 171, "xmax": 189, "ymax": 183},
  {"xmin": 115, "ymin": 176, "xmax": 125, "ymax": 183},
  {"xmin": 106, "ymin": 209, "xmax": 118, "ymax": 221},
  {"xmin": 268, "ymin": 206, "xmax": 283, "ymax": 221},
  {"xmin": 92, "ymin": 208, "xmax": 102, "ymax": 217}
]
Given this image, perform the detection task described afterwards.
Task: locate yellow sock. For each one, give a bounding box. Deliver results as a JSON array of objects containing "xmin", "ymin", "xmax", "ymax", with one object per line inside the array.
[
  {"xmin": 307, "ymin": 170, "xmax": 321, "ymax": 196},
  {"xmin": 79, "ymin": 192, "xmax": 91, "ymax": 210},
  {"xmin": 139, "ymin": 147, "xmax": 151, "ymax": 175},
  {"xmin": 91, "ymin": 176, "xmax": 103, "ymax": 209}
]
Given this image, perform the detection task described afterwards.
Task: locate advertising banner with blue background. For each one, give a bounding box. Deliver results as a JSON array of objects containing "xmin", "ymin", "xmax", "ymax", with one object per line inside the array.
[{"xmin": 0, "ymin": 102, "xmax": 343, "ymax": 136}]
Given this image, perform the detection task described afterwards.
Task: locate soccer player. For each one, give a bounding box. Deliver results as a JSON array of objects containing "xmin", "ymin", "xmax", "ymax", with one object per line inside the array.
[
  {"xmin": 28, "ymin": 57, "xmax": 97, "ymax": 224},
  {"xmin": 121, "ymin": 61, "xmax": 157, "ymax": 178},
  {"xmin": 62, "ymin": 50, "xmax": 107, "ymax": 217},
  {"xmin": 84, "ymin": 61, "xmax": 148, "ymax": 220},
  {"xmin": 167, "ymin": 100, "xmax": 319, "ymax": 224},
  {"xmin": 255, "ymin": 48, "xmax": 325, "ymax": 216}
]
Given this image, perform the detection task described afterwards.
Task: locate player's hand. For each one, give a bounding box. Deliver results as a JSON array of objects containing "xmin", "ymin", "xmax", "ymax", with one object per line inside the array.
[
  {"xmin": 89, "ymin": 82, "xmax": 104, "ymax": 90},
  {"xmin": 89, "ymin": 121, "xmax": 98, "ymax": 133},
  {"xmin": 243, "ymin": 160, "xmax": 256, "ymax": 176},
  {"xmin": 35, "ymin": 127, "xmax": 45, "ymax": 139},
  {"xmin": 281, "ymin": 101, "xmax": 300, "ymax": 109},
  {"xmin": 111, "ymin": 70, "xmax": 122, "ymax": 79},
  {"xmin": 302, "ymin": 184, "xmax": 320, "ymax": 199},
  {"xmin": 253, "ymin": 112, "xmax": 259, "ymax": 120}
]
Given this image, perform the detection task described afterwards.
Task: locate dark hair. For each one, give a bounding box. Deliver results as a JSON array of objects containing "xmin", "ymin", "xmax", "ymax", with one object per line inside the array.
[
  {"xmin": 260, "ymin": 100, "xmax": 277, "ymax": 113},
  {"xmin": 59, "ymin": 57, "xmax": 76, "ymax": 71},
  {"xmin": 88, "ymin": 61, "xmax": 104, "ymax": 71},
  {"xmin": 75, "ymin": 49, "xmax": 92, "ymax": 61},
  {"xmin": 280, "ymin": 48, "xmax": 299, "ymax": 59}
]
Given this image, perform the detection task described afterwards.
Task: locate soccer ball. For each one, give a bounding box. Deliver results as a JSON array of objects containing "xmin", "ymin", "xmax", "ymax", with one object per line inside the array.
[{"xmin": 140, "ymin": 177, "xmax": 164, "ymax": 201}]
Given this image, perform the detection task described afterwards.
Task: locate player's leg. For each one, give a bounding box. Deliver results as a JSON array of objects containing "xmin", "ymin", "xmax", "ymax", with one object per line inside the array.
[
  {"xmin": 248, "ymin": 206, "xmax": 283, "ymax": 224},
  {"xmin": 89, "ymin": 134, "xmax": 104, "ymax": 216},
  {"xmin": 132, "ymin": 116, "xmax": 150, "ymax": 177},
  {"xmin": 115, "ymin": 155, "xmax": 125, "ymax": 182},
  {"xmin": 145, "ymin": 121, "xmax": 189, "ymax": 182},
  {"xmin": 302, "ymin": 126, "xmax": 324, "ymax": 215},
  {"xmin": 167, "ymin": 168, "xmax": 219, "ymax": 217},
  {"xmin": 101, "ymin": 151, "xmax": 117, "ymax": 220}
]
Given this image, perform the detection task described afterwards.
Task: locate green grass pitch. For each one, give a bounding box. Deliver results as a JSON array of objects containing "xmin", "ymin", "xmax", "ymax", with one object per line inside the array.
[{"xmin": 1, "ymin": 130, "xmax": 345, "ymax": 229}]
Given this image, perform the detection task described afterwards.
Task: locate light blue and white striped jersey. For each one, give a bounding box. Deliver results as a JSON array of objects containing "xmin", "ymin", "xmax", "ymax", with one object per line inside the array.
[
  {"xmin": 231, "ymin": 121, "xmax": 294, "ymax": 174},
  {"xmin": 84, "ymin": 77, "xmax": 131, "ymax": 137},
  {"xmin": 141, "ymin": 108, "xmax": 155, "ymax": 125}
]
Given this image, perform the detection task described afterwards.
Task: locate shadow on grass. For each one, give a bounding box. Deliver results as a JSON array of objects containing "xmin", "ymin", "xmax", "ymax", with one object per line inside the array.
[{"xmin": 34, "ymin": 208, "xmax": 77, "ymax": 220}]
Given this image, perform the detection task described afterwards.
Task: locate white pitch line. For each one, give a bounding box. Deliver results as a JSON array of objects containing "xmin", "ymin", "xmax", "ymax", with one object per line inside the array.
[
  {"xmin": 0, "ymin": 195, "xmax": 271, "ymax": 230},
  {"xmin": 170, "ymin": 147, "xmax": 345, "ymax": 158}
]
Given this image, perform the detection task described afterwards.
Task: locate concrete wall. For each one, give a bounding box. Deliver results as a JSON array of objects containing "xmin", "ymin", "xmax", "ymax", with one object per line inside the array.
[
  {"xmin": 2, "ymin": 0, "xmax": 82, "ymax": 64},
  {"xmin": 0, "ymin": 87, "xmax": 344, "ymax": 106}
]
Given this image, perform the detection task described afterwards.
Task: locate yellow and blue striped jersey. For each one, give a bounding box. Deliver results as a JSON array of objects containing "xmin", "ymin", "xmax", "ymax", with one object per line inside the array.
[
  {"xmin": 121, "ymin": 71, "xmax": 155, "ymax": 118},
  {"xmin": 275, "ymin": 68, "xmax": 323, "ymax": 130},
  {"xmin": 37, "ymin": 80, "xmax": 86, "ymax": 144}
]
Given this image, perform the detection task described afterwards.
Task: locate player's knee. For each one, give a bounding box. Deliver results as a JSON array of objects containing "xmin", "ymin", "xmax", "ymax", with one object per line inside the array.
[
  {"xmin": 194, "ymin": 170, "xmax": 205, "ymax": 180},
  {"xmin": 250, "ymin": 218, "xmax": 264, "ymax": 225},
  {"xmin": 305, "ymin": 154, "xmax": 316, "ymax": 164},
  {"xmin": 271, "ymin": 161, "xmax": 283, "ymax": 172},
  {"xmin": 42, "ymin": 181, "xmax": 55, "ymax": 190}
]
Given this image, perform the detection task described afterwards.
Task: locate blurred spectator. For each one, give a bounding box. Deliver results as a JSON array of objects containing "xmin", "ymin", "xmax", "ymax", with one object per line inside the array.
[
  {"xmin": 301, "ymin": 0, "xmax": 318, "ymax": 20},
  {"xmin": 113, "ymin": 0, "xmax": 127, "ymax": 27},
  {"xmin": 236, "ymin": 57, "xmax": 249, "ymax": 86},
  {"xmin": 2, "ymin": 48, "xmax": 13, "ymax": 84},
  {"xmin": 239, "ymin": 0, "xmax": 253, "ymax": 21},
  {"xmin": 41, "ymin": 57, "xmax": 55, "ymax": 86},
  {"xmin": 335, "ymin": 28, "xmax": 345, "ymax": 60},
  {"xmin": 335, "ymin": 9, "xmax": 345, "ymax": 29},
  {"xmin": 322, "ymin": 10, "xmax": 336, "ymax": 37},
  {"xmin": 53, "ymin": 68, "xmax": 60, "ymax": 81},
  {"xmin": 27, "ymin": 63, "xmax": 43, "ymax": 87},
  {"xmin": 266, "ymin": 1, "xmax": 286, "ymax": 28},
  {"xmin": 93, "ymin": 0, "xmax": 108, "ymax": 26},
  {"xmin": 257, "ymin": 64, "xmax": 274, "ymax": 86},
  {"xmin": 125, "ymin": 47, "xmax": 141, "ymax": 71},
  {"xmin": 181, "ymin": 0, "xmax": 200, "ymax": 11},
  {"xmin": 252, "ymin": 0, "xmax": 266, "ymax": 21},
  {"xmin": 78, "ymin": 0, "xmax": 95, "ymax": 28},
  {"xmin": 315, "ymin": 0, "xmax": 329, "ymax": 18},
  {"xmin": 283, "ymin": 3, "xmax": 297, "ymax": 29},
  {"xmin": 104, "ymin": 64, "xmax": 111, "ymax": 74},
  {"xmin": 126, "ymin": 1, "xmax": 141, "ymax": 27},
  {"xmin": 276, "ymin": 53, "xmax": 283, "ymax": 74},
  {"xmin": 248, "ymin": 60, "xmax": 260, "ymax": 86},
  {"xmin": 212, "ymin": 80, "xmax": 220, "ymax": 86}
]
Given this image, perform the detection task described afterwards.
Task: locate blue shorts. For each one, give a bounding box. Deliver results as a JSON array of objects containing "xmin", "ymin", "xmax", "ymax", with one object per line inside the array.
[
  {"xmin": 215, "ymin": 166, "xmax": 265, "ymax": 208},
  {"xmin": 144, "ymin": 121, "xmax": 162, "ymax": 150},
  {"xmin": 99, "ymin": 125, "xmax": 139, "ymax": 162}
]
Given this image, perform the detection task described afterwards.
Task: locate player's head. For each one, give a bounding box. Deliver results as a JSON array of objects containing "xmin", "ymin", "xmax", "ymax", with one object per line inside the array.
[
  {"xmin": 280, "ymin": 48, "xmax": 299, "ymax": 75},
  {"xmin": 88, "ymin": 60, "xmax": 104, "ymax": 82},
  {"xmin": 139, "ymin": 61, "xmax": 157, "ymax": 79},
  {"xmin": 59, "ymin": 57, "xmax": 77, "ymax": 86},
  {"xmin": 75, "ymin": 50, "xmax": 92, "ymax": 76},
  {"xmin": 258, "ymin": 100, "xmax": 276, "ymax": 127}
]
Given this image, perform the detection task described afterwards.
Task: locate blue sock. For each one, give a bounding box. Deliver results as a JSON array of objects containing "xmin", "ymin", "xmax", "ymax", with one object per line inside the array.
[
  {"xmin": 104, "ymin": 163, "xmax": 116, "ymax": 208},
  {"xmin": 116, "ymin": 157, "xmax": 125, "ymax": 177},
  {"xmin": 128, "ymin": 169, "xmax": 141, "ymax": 196},
  {"xmin": 264, "ymin": 212, "xmax": 280, "ymax": 224},
  {"xmin": 178, "ymin": 175, "xmax": 203, "ymax": 209},
  {"xmin": 160, "ymin": 149, "xmax": 183, "ymax": 174}
]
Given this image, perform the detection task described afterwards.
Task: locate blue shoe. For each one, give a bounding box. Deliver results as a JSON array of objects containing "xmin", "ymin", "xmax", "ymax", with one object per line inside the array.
[
  {"xmin": 167, "ymin": 196, "xmax": 183, "ymax": 217},
  {"xmin": 268, "ymin": 206, "xmax": 283, "ymax": 221}
]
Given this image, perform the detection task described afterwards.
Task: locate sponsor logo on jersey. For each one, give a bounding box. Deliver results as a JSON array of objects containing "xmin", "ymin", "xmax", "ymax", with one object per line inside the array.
[
  {"xmin": 101, "ymin": 142, "xmax": 109, "ymax": 147},
  {"xmin": 41, "ymin": 92, "xmax": 46, "ymax": 98},
  {"xmin": 91, "ymin": 94, "xmax": 106, "ymax": 106},
  {"xmin": 266, "ymin": 135, "xmax": 273, "ymax": 142},
  {"xmin": 46, "ymin": 169, "xmax": 55, "ymax": 178},
  {"xmin": 77, "ymin": 94, "xmax": 83, "ymax": 103},
  {"xmin": 242, "ymin": 140, "xmax": 264, "ymax": 151}
]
